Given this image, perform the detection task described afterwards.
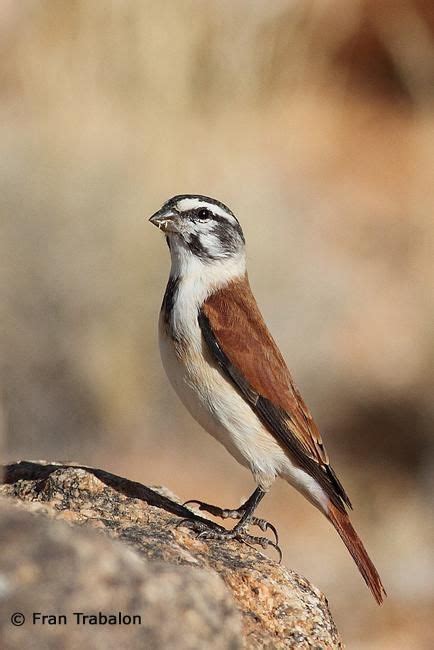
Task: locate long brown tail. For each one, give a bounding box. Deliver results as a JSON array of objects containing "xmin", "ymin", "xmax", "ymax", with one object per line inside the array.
[{"xmin": 327, "ymin": 502, "xmax": 386, "ymax": 604}]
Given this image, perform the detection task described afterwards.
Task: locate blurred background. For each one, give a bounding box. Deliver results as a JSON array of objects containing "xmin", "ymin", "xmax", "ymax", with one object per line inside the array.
[{"xmin": 1, "ymin": 1, "xmax": 433, "ymax": 647}]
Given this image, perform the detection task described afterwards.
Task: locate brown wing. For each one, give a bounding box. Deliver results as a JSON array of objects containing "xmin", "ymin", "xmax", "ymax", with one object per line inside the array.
[
  {"xmin": 200, "ymin": 275, "xmax": 351, "ymax": 510},
  {"xmin": 202, "ymin": 276, "xmax": 327, "ymax": 461}
]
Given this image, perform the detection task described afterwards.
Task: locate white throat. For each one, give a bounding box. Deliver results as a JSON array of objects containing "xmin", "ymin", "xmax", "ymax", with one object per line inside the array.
[{"xmin": 168, "ymin": 234, "xmax": 246, "ymax": 306}]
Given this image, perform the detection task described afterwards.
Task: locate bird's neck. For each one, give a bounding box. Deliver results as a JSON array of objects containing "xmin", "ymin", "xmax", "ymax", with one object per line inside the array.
[{"xmin": 168, "ymin": 245, "xmax": 246, "ymax": 307}]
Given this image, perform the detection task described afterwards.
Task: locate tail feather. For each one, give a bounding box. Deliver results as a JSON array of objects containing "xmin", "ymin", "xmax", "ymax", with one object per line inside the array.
[{"xmin": 327, "ymin": 502, "xmax": 386, "ymax": 604}]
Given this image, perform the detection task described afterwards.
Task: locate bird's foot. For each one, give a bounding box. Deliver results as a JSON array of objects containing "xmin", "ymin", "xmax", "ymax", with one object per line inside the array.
[
  {"xmin": 183, "ymin": 498, "xmax": 279, "ymax": 546},
  {"xmin": 178, "ymin": 508, "xmax": 282, "ymax": 562}
]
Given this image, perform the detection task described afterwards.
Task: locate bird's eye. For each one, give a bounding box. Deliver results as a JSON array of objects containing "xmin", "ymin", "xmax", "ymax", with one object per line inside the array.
[{"xmin": 196, "ymin": 208, "xmax": 211, "ymax": 221}]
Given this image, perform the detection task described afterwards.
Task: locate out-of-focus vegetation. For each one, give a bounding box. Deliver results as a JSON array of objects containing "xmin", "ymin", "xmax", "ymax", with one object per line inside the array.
[{"xmin": 1, "ymin": 1, "xmax": 433, "ymax": 647}]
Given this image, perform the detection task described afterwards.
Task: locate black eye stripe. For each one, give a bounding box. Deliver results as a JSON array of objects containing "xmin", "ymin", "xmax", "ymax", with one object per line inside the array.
[
  {"xmin": 189, "ymin": 208, "xmax": 243, "ymax": 238},
  {"xmin": 212, "ymin": 214, "xmax": 245, "ymax": 243}
]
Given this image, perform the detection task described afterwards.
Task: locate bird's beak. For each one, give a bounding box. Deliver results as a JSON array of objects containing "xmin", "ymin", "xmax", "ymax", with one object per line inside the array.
[{"xmin": 149, "ymin": 207, "xmax": 179, "ymax": 233}]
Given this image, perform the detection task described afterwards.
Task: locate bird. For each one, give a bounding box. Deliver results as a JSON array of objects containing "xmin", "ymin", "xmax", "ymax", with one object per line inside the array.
[{"xmin": 149, "ymin": 193, "xmax": 386, "ymax": 604}]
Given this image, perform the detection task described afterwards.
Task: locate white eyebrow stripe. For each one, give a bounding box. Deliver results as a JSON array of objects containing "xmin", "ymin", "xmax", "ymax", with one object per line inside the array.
[{"xmin": 176, "ymin": 197, "xmax": 236, "ymax": 222}]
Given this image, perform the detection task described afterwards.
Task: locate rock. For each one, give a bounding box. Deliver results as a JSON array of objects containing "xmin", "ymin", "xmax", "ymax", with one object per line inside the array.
[
  {"xmin": 0, "ymin": 507, "xmax": 241, "ymax": 650},
  {"xmin": 0, "ymin": 461, "xmax": 342, "ymax": 649}
]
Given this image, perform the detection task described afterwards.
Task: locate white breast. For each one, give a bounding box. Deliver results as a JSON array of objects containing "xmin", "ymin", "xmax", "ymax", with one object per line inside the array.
[{"xmin": 158, "ymin": 275, "xmax": 288, "ymax": 489}]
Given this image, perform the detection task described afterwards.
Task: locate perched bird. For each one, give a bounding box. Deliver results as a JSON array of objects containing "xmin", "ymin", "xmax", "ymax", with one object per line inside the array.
[{"xmin": 149, "ymin": 194, "xmax": 386, "ymax": 604}]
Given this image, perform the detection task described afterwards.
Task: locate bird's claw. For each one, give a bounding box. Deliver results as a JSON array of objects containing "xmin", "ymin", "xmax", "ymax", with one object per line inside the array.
[
  {"xmin": 241, "ymin": 532, "xmax": 283, "ymax": 563},
  {"xmin": 182, "ymin": 499, "xmax": 279, "ymax": 546},
  {"xmin": 250, "ymin": 517, "xmax": 279, "ymax": 546},
  {"xmin": 183, "ymin": 499, "xmax": 224, "ymax": 519},
  {"xmin": 177, "ymin": 516, "xmax": 282, "ymax": 562}
]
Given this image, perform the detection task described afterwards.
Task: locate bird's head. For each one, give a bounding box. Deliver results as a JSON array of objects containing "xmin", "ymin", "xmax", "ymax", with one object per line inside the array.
[{"xmin": 149, "ymin": 195, "xmax": 245, "ymax": 273}]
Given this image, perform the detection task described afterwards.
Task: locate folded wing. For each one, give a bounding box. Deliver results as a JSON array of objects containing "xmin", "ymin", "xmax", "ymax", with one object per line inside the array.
[{"xmin": 199, "ymin": 275, "xmax": 351, "ymax": 511}]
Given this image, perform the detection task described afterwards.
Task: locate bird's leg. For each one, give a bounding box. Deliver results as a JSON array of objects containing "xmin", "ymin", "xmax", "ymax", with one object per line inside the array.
[
  {"xmin": 183, "ymin": 488, "xmax": 279, "ymax": 544},
  {"xmin": 179, "ymin": 487, "xmax": 282, "ymax": 560}
]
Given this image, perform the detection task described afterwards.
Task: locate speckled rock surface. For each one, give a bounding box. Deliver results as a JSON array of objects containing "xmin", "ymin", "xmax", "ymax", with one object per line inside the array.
[
  {"xmin": 0, "ymin": 502, "xmax": 241, "ymax": 650},
  {"xmin": 0, "ymin": 461, "xmax": 342, "ymax": 649}
]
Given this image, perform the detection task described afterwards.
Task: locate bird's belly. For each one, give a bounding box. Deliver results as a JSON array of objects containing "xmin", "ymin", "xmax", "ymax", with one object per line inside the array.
[{"xmin": 158, "ymin": 324, "xmax": 286, "ymax": 486}]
